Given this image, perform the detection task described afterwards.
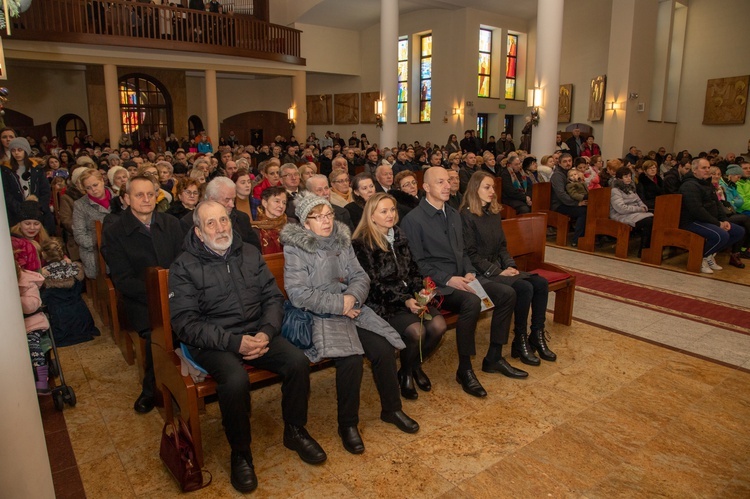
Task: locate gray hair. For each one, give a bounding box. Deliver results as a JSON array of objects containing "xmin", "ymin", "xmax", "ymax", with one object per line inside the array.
[
  {"xmin": 204, "ymin": 176, "xmax": 235, "ymax": 201},
  {"xmin": 691, "ymin": 157, "xmax": 708, "ymax": 171},
  {"xmin": 306, "ymin": 174, "xmax": 328, "ymax": 191},
  {"xmin": 280, "ymin": 163, "xmax": 299, "ymax": 175},
  {"xmin": 332, "ymin": 156, "xmax": 348, "ymax": 169}
]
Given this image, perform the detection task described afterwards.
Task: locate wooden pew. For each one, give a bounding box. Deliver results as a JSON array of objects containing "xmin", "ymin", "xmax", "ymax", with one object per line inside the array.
[
  {"xmin": 530, "ymin": 182, "xmax": 570, "ymax": 246},
  {"xmin": 95, "ymin": 221, "xmax": 135, "ymax": 366},
  {"xmin": 442, "ymin": 214, "xmax": 575, "ymax": 327},
  {"xmin": 147, "ymin": 253, "xmax": 316, "ymax": 467},
  {"xmin": 640, "ymin": 194, "xmax": 703, "ymax": 273},
  {"xmin": 577, "ymin": 187, "xmax": 632, "ymax": 258},
  {"xmin": 493, "ymin": 177, "xmax": 518, "ymax": 219}
]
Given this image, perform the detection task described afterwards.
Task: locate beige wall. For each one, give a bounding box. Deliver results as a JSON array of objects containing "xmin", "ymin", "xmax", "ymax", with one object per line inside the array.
[
  {"xmin": 5, "ymin": 61, "xmax": 89, "ymax": 136},
  {"xmin": 674, "ymin": 0, "xmax": 750, "ymax": 155}
]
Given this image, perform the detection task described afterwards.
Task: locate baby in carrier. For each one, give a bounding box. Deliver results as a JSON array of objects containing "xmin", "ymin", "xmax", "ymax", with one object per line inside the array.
[{"xmin": 40, "ymin": 239, "xmax": 100, "ymax": 346}]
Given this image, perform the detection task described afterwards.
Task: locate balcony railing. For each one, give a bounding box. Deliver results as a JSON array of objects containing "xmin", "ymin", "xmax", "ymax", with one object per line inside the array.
[{"xmin": 8, "ymin": 0, "xmax": 304, "ymax": 66}]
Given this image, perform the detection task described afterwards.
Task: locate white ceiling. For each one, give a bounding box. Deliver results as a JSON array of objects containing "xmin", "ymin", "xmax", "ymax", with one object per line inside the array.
[{"xmin": 292, "ymin": 0, "xmax": 538, "ymax": 30}]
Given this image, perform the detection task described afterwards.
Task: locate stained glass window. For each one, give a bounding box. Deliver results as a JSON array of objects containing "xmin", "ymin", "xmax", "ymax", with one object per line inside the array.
[
  {"xmin": 505, "ymin": 34, "xmax": 518, "ymax": 100},
  {"xmin": 420, "ymin": 34, "xmax": 432, "ymax": 122},
  {"xmin": 119, "ymin": 74, "xmax": 172, "ymax": 141},
  {"xmin": 397, "ymin": 37, "xmax": 408, "ymax": 123},
  {"xmin": 478, "ymin": 29, "xmax": 492, "ymax": 98}
]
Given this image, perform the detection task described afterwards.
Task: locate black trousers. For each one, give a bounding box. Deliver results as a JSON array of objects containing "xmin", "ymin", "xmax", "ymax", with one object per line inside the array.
[
  {"xmin": 439, "ymin": 278, "xmax": 516, "ymax": 357},
  {"xmin": 358, "ymin": 327, "xmax": 402, "ymax": 414},
  {"xmin": 554, "ymin": 204, "xmax": 587, "ymax": 243},
  {"xmin": 139, "ymin": 330, "xmax": 156, "ymax": 399},
  {"xmin": 488, "ymin": 274, "xmax": 549, "ymax": 334},
  {"xmin": 188, "ymin": 335, "xmax": 310, "ymax": 453}
]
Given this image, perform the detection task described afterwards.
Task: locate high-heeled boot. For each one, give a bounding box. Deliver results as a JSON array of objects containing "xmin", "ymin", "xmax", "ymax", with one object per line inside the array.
[
  {"xmin": 511, "ymin": 331, "xmax": 540, "ymax": 366},
  {"xmin": 529, "ymin": 329, "xmax": 557, "ymax": 362},
  {"xmin": 398, "ymin": 368, "xmax": 418, "ymax": 400}
]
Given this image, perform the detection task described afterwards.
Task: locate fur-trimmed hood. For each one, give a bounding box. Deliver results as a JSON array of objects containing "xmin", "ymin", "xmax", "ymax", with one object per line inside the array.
[{"xmin": 280, "ymin": 221, "xmax": 351, "ymax": 253}]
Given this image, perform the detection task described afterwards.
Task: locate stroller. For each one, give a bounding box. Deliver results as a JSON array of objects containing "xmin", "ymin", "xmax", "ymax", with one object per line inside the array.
[{"xmin": 39, "ymin": 306, "xmax": 77, "ymax": 411}]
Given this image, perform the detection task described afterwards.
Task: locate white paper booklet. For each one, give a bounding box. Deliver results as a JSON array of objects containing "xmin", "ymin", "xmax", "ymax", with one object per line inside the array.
[{"xmin": 467, "ymin": 279, "xmax": 495, "ymax": 311}]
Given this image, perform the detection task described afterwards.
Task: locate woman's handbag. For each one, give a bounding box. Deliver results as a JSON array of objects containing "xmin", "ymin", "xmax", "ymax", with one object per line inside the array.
[
  {"xmin": 159, "ymin": 418, "xmax": 212, "ymax": 492},
  {"xmin": 281, "ymin": 300, "xmax": 314, "ymax": 350}
]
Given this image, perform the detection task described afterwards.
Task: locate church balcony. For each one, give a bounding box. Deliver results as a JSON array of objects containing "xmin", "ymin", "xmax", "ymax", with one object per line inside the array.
[{"xmin": 7, "ymin": 0, "xmax": 304, "ymax": 66}]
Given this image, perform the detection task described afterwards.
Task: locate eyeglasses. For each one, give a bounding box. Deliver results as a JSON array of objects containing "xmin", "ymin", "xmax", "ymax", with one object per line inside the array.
[
  {"xmin": 401, "ymin": 180, "xmax": 418, "ymax": 188},
  {"xmin": 281, "ymin": 173, "xmax": 300, "ymax": 178},
  {"xmin": 334, "ymin": 177, "xmax": 350, "ymax": 184},
  {"xmin": 308, "ymin": 212, "xmax": 334, "ymax": 222},
  {"xmin": 183, "ymin": 190, "xmax": 200, "ymax": 196},
  {"xmin": 267, "ymin": 170, "xmax": 280, "ymax": 176}
]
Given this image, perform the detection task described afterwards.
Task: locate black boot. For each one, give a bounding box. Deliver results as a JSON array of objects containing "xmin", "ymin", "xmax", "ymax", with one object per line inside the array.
[
  {"xmin": 529, "ymin": 329, "xmax": 557, "ymax": 362},
  {"xmin": 230, "ymin": 451, "xmax": 258, "ymax": 493},
  {"xmin": 511, "ymin": 331, "xmax": 541, "ymax": 366},
  {"xmin": 398, "ymin": 368, "xmax": 418, "ymax": 400}
]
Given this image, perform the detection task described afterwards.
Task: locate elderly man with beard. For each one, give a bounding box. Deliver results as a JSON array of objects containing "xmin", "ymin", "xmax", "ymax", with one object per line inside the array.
[{"xmin": 169, "ymin": 200, "xmax": 326, "ymax": 493}]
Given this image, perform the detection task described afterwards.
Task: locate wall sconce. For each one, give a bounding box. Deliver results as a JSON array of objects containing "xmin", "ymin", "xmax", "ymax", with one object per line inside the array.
[
  {"xmin": 374, "ymin": 99, "xmax": 384, "ymax": 129},
  {"xmin": 527, "ymin": 87, "xmax": 543, "ymax": 109},
  {"xmin": 287, "ymin": 107, "xmax": 296, "ymax": 129},
  {"xmin": 605, "ymin": 101, "xmax": 623, "ymax": 111},
  {"xmin": 452, "ymin": 107, "xmax": 462, "ymax": 116}
]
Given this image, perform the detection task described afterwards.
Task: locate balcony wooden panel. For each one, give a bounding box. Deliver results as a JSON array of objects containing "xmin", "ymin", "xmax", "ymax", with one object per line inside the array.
[{"xmin": 9, "ymin": 0, "xmax": 304, "ymax": 66}]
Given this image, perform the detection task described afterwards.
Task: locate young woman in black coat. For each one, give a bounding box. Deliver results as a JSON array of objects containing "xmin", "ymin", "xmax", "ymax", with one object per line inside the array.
[
  {"xmin": 460, "ymin": 171, "xmax": 556, "ymax": 365},
  {"xmin": 352, "ymin": 193, "xmax": 447, "ymax": 400}
]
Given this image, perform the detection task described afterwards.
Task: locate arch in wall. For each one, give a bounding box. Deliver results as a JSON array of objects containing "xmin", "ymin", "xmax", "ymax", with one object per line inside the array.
[
  {"xmin": 56, "ymin": 113, "xmax": 88, "ymax": 147},
  {"xmin": 220, "ymin": 110, "xmax": 290, "ymax": 148},
  {"xmin": 188, "ymin": 115, "xmax": 204, "ymax": 138},
  {"xmin": 118, "ymin": 73, "xmax": 173, "ymax": 144}
]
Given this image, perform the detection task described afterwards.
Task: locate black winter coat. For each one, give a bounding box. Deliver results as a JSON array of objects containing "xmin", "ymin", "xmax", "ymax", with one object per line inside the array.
[
  {"xmin": 500, "ymin": 167, "xmax": 531, "ymax": 210},
  {"xmin": 663, "ymin": 167, "xmax": 683, "ymax": 194},
  {"xmin": 169, "ymin": 230, "xmax": 284, "ymax": 353},
  {"xmin": 636, "ymin": 173, "xmax": 663, "ymax": 210},
  {"xmin": 351, "ymin": 227, "xmax": 424, "ymax": 318},
  {"xmin": 1, "ymin": 163, "xmax": 54, "ymax": 234},
  {"xmin": 461, "ymin": 206, "xmax": 528, "ymax": 282},
  {"xmin": 102, "ymin": 209, "xmax": 184, "ymax": 332},
  {"xmin": 679, "ymin": 173, "xmax": 726, "ymax": 227}
]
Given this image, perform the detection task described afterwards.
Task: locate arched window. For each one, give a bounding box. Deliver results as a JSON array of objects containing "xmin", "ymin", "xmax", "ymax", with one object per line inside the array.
[
  {"xmin": 188, "ymin": 115, "xmax": 204, "ymax": 139},
  {"xmin": 56, "ymin": 114, "xmax": 87, "ymax": 148},
  {"xmin": 119, "ymin": 74, "xmax": 173, "ymax": 143}
]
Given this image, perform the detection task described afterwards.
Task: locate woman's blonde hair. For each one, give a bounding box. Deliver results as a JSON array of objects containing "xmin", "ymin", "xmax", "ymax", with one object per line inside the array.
[
  {"xmin": 352, "ymin": 192, "xmax": 398, "ymax": 252},
  {"xmin": 76, "ymin": 168, "xmax": 105, "ymax": 193},
  {"xmin": 459, "ymin": 171, "xmax": 501, "ymax": 216},
  {"xmin": 11, "ymin": 222, "xmax": 50, "ymax": 256}
]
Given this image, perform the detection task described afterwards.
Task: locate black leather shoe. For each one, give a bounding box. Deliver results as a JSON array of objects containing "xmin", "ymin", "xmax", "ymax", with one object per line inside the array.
[
  {"xmin": 529, "ymin": 329, "xmax": 557, "ymax": 362},
  {"xmin": 283, "ymin": 424, "xmax": 327, "ymax": 464},
  {"xmin": 133, "ymin": 392, "xmax": 155, "ymax": 414},
  {"xmin": 338, "ymin": 426, "xmax": 365, "ymax": 454},
  {"xmin": 511, "ymin": 332, "xmax": 541, "ymax": 366},
  {"xmin": 455, "ymin": 369, "xmax": 487, "ymax": 398},
  {"xmin": 412, "ymin": 366, "xmax": 432, "ymax": 391},
  {"xmin": 482, "ymin": 358, "xmax": 528, "ymax": 379},
  {"xmin": 381, "ymin": 410, "xmax": 419, "ymax": 434},
  {"xmin": 230, "ymin": 451, "xmax": 258, "ymax": 493},
  {"xmin": 398, "ymin": 369, "xmax": 418, "ymax": 400}
]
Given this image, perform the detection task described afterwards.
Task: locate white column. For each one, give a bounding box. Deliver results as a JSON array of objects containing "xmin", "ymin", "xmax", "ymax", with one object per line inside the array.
[
  {"xmin": 0, "ymin": 192, "xmax": 55, "ymax": 498},
  {"xmin": 379, "ymin": 0, "xmax": 398, "ymax": 148},
  {"xmin": 530, "ymin": 0, "xmax": 564, "ymax": 159},
  {"xmin": 205, "ymin": 69, "xmax": 219, "ymax": 146},
  {"xmin": 103, "ymin": 64, "xmax": 121, "ymax": 148},
  {"xmin": 292, "ymin": 70, "xmax": 307, "ymax": 143}
]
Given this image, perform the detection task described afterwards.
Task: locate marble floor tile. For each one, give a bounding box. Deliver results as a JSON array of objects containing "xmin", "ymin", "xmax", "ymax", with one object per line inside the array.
[{"xmin": 77, "ymin": 451, "xmax": 135, "ymax": 498}]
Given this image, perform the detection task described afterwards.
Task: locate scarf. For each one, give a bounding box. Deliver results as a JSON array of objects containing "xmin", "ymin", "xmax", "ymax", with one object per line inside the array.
[
  {"xmin": 252, "ymin": 205, "xmax": 288, "ymax": 230},
  {"xmin": 88, "ymin": 189, "xmax": 112, "ymax": 210},
  {"xmin": 507, "ymin": 167, "xmax": 528, "ymax": 192},
  {"xmin": 332, "ymin": 187, "xmax": 353, "ymax": 204},
  {"xmin": 613, "ymin": 179, "xmax": 636, "ymax": 194}
]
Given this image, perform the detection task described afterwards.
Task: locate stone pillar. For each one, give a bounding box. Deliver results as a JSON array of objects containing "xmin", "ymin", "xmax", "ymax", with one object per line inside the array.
[
  {"xmin": 379, "ymin": 0, "xmax": 398, "ymax": 148},
  {"xmin": 103, "ymin": 64, "xmax": 121, "ymax": 147},
  {"xmin": 292, "ymin": 70, "xmax": 307, "ymax": 143},
  {"xmin": 0, "ymin": 192, "xmax": 55, "ymax": 498},
  {"xmin": 530, "ymin": 0, "xmax": 564, "ymax": 159},
  {"xmin": 205, "ymin": 69, "xmax": 219, "ymax": 146}
]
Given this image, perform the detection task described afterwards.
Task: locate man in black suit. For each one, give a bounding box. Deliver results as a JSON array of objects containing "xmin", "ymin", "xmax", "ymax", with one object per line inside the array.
[
  {"xmin": 280, "ymin": 163, "xmax": 301, "ymax": 219},
  {"xmin": 103, "ymin": 175, "xmax": 185, "ymax": 413},
  {"xmin": 180, "ymin": 177, "xmax": 261, "ymax": 251},
  {"xmin": 565, "ymin": 128, "xmax": 585, "ymax": 158},
  {"xmin": 401, "ymin": 167, "xmax": 522, "ymax": 399},
  {"xmin": 374, "ymin": 163, "xmax": 394, "ymax": 193}
]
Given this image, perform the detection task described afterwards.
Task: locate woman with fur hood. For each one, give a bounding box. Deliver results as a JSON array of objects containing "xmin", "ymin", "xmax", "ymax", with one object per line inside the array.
[{"xmin": 280, "ymin": 192, "xmax": 419, "ymax": 456}]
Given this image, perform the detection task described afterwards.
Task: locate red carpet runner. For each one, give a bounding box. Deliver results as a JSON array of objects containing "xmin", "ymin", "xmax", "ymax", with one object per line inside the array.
[{"xmin": 567, "ymin": 269, "xmax": 750, "ymax": 334}]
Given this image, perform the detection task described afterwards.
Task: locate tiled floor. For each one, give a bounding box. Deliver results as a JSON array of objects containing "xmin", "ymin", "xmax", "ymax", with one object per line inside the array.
[{"xmin": 49, "ymin": 248, "xmax": 750, "ymax": 498}]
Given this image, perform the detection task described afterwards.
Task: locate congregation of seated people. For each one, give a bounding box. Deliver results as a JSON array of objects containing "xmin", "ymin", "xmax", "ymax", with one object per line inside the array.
[{"xmin": 4, "ymin": 123, "xmax": 749, "ymax": 493}]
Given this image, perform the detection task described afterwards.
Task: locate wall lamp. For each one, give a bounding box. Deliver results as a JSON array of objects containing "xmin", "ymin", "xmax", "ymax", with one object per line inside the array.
[
  {"xmin": 374, "ymin": 99, "xmax": 384, "ymax": 129},
  {"xmin": 527, "ymin": 87, "xmax": 543, "ymax": 110},
  {"xmin": 287, "ymin": 107, "xmax": 296, "ymax": 129},
  {"xmin": 605, "ymin": 101, "xmax": 623, "ymax": 111}
]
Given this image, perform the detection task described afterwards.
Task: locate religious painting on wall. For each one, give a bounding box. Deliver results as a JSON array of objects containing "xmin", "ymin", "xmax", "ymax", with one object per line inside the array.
[
  {"xmin": 360, "ymin": 91, "xmax": 380, "ymax": 124},
  {"xmin": 306, "ymin": 94, "xmax": 332, "ymax": 125},
  {"xmin": 558, "ymin": 84, "xmax": 572, "ymax": 123},
  {"xmin": 703, "ymin": 75, "xmax": 749, "ymax": 125},
  {"xmin": 334, "ymin": 93, "xmax": 359, "ymax": 124},
  {"xmin": 588, "ymin": 75, "xmax": 606, "ymax": 122}
]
